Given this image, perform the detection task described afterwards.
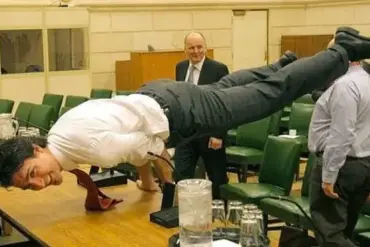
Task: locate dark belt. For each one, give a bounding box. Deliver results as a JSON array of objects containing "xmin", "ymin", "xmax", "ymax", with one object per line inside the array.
[{"xmin": 137, "ymin": 91, "xmax": 173, "ymax": 130}]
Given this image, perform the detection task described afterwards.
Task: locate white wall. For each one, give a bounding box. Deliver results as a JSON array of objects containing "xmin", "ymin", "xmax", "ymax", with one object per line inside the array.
[
  {"xmin": 90, "ymin": 10, "xmax": 233, "ymax": 89},
  {"xmin": 268, "ymin": 3, "xmax": 370, "ymax": 62}
]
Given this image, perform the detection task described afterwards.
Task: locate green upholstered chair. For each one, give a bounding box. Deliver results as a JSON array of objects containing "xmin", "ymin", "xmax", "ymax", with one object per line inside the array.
[
  {"xmin": 268, "ymin": 110, "xmax": 283, "ymax": 136},
  {"xmin": 354, "ymin": 202, "xmax": 370, "ymax": 238},
  {"xmin": 42, "ymin": 93, "xmax": 63, "ymax": 124},
  {"xmin": 288, "ymin": 103, "xmax": 315, "ymax": 137},
  {"xmin": 28, "ymin": 104, "xmax": 53, "ymax": 135},
  {"xmin": 356, "ymin": 232, "xmax": 370, "ymax": 247},
  {"xmin": 14, "ymin": 102, "xmax": 35, "ymax": 127},
  {"xmin": 59, "ymin": 106, "xmax": 72, "ymax": 117},
  {"xmin": 116, "ymin": 90, "xmax": 135, "ymax": 96},
  {"xmin": 288, "ymin": 102, "xmax": 315, "ymax": 179},
  {"xmin": 65, "ymin": 95, "xmax": 88, "ymax": 108},
  {"xmin": 259, "ymin": 153, "xmax": 317, "ymax": 230},
  {"xmin": 220, "ymin": 135, "xmax": 301, "ymax": 205},
  {"xmin": 90, "ymin": 89, "xmax": 112, "ymax": 99},
  {"xmin": 279, "ymin": 94, "xmax": 314, "ymax": 131},
  {"xmin": 226, "ymin": 116, "xmax": 272, "ymax": 182},
  {"xmin": 0, "ymin": 99, "xmax": 14, "ymax": 114},
  {"xmin": 295, "ymin": 94, "xmax": 315, "ymax": 105},
  {"xmin": 227, "ymin": 129, "xmax": 237, "ymax": 146}
]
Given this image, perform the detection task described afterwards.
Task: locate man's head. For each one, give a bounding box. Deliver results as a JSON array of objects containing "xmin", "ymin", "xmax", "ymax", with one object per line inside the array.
[
  {"xmin": 184, "ymin": 32, "xmax": 207, "ymax": 64},
  {"xmin": 0, "ymin": 136, "xmax": 63, "ymax": 191}
]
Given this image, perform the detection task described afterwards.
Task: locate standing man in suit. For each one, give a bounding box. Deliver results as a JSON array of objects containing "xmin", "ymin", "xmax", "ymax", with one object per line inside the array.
[{"xmin": 175, "ymin": 32, "xmax": 229, "ymax": 199}]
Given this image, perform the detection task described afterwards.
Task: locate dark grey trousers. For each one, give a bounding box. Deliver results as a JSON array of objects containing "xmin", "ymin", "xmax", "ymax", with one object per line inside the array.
[
  {"xmin": 310, "ymin": 157, "xmax": 370, "ymax": 247},
  {"xmin": 138, "ymin": 44, "xmax": 349, "ymax": 145}
]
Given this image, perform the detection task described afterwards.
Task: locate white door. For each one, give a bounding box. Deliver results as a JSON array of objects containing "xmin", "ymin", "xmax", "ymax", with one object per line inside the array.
[{"xmin": 232, "ymin": 10, "xmax": 268, "ymax": 71}]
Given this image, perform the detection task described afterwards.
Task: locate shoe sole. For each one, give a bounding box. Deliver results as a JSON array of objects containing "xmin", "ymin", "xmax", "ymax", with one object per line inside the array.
[
  {"xmin": 336, "ymin": 27, "xmax": 360, "ymax": 36},
  {"xmin": 336, "ymin": 26, "xmax": 370, "ymax": 41}
]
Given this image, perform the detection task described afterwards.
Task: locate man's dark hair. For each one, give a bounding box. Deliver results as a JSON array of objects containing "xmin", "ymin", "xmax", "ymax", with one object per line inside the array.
[{"xmin": 0, "ymin": 136, "xmax": 48, "ymax": 187}]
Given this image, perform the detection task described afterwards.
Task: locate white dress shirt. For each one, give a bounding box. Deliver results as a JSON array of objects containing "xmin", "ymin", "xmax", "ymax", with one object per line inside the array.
[
  {"xmin": 185, "ymin": 57, "xmax": 205, "ymax": 85},
  {"xmin": 47, "ymin": 94, "xmax": 170, "ymax": 171},
  {"xmin": 308, "ymin": 64, "xmax": 370, "ymax": 183}
]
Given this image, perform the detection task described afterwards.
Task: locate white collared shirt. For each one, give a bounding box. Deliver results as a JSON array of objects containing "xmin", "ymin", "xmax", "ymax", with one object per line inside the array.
[
  {"xmin": 47, "ymin": 94, "xmax": 170, "ymax": 170},
  {"xmin": 185, "ymin": 57, "xmax": 205, "ymax": 85}
]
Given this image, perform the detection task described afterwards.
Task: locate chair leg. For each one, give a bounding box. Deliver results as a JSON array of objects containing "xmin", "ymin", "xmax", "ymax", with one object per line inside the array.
[
  {"xmin": 237, "ymin": 165, "xmax": 248, "ymax": 183},
  {"xmin": 262, "ymin": 213, "xmax": 268, "ymax": 236}
]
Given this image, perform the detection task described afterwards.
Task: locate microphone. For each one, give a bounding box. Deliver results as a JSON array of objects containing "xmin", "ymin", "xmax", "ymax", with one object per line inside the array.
[
  {"xmin": 147, "ymin": 151, "xmax": 182, "ymax": 211},
  {"xmin": 146, "ymin": 151, "xmax": 183, "ymax": 228}
]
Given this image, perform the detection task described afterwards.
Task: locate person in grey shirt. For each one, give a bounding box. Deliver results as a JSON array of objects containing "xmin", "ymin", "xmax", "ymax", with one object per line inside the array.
[{"xmin": 308, "ymin": 61, "xmax": 370, "ymax": 247}]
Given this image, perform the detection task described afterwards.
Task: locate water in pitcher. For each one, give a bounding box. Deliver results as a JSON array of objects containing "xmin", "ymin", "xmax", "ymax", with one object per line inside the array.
[{"xmin": 178, "ymin": 179, "xmax": 213, "ymax": 247}]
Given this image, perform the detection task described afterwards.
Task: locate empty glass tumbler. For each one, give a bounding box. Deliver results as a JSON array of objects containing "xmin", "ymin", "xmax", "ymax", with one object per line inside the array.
[
  {"xmin": 225, "ymin": 200, "xmax": 243, "ymax": 237},
  {"xmin": 178, "ymin": 179, "xmax": 213, "ymax": 247},
  {"xmin": 212, "ymin": 199, "xmax": 226, "ymax": 237},
  {"xmin": 239, "ymin": 215, "xmax": 260, "ymax": 247}
]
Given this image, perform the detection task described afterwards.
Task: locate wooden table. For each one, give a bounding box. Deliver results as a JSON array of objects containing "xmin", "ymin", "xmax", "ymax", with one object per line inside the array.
[{"xmin": 0, "ymin": 171, "xmax": 178, "ymax": 247}]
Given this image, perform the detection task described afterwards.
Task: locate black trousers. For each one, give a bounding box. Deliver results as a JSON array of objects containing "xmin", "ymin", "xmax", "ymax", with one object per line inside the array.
[
  {"xmin": 137, "ymin": 44, "xmax": 349, "ymax": 146},
  {"xmin": 174, "ymin": 136, "xmax": 228, "ymax": 199},
  {"xmin": 309, "ymin": 157, "xmax": 370, "ymax": 247}
]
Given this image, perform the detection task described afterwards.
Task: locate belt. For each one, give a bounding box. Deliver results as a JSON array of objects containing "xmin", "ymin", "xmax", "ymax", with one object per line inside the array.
[{"xmin": 137, "ymin": 91, "xmax": 173, "ymax": 129}]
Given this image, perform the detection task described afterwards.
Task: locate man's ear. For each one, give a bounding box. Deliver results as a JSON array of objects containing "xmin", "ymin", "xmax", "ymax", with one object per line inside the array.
[{"xmin": 32, "ymin": 144, "xmax": 44, "ymax": 154}]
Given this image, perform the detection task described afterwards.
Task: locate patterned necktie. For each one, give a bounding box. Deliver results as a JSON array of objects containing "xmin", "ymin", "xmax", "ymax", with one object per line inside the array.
[
  {"xmin": 186, "ymin": 65, "xmax": 196, "ymax": 83},
  {"xmin": 69, "ymin": 169, "xmax": 123, "ymax": 211}
]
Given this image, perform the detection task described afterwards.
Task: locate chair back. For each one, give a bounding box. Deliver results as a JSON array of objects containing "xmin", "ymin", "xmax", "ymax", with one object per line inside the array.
[
  {"xmin": 288, "ymin": 103, "xmax": 315, "ymax": 136},
  {"xmin": 236, "ymin": 116, "xmax": 272, "ymax": 149},
  {"xmin": 0, "ymin": 99, "xmax": 14, "ymax": 114},
  {"xmin": 116, "ymin": 90, "xmax": 135, "ymax": 96},
  {"xmin": 269, "ymin": 110, "xmax": 283, "ymax": 135},
  {"xmin": 28, "ymin": 104, "xmax": 53, "ymax": 135},
  {"xmin": 65, "ymin": 95, "xmax": 88, "ymax": 107},
  {"xmin": 59, "ymin": 106, "xmax": 72, "ymax": 117},
  {"xmin": 90, "ymin": 89, "xmax": 112, "ymax": 99},
  {"xmin": 301, "ymin": 153, "xmax": 317, "ymax": 197},
  {"xmin": 42, "ymin": 93, "xmax": 63, "ymax": 123},
  {"xmin": 295, "ymin": 94, "xmax": 315, "ymax": 104},
  {"xmin": 14, "ymin": 102, "xmax": 35, "ymax": 127},
  {"xmin": 259, "ymin": 136, "xmax": 301, "ymax": 195}
]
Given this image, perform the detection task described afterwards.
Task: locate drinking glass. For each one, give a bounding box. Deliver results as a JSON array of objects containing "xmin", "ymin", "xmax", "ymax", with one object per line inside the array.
[
  {"xmin": 27, "ymin": 127, "xmax": 40, "ymax": 136},
  {"xmin": 242, "ymin": 204, "xmax": 258, "ymax": 218},
  {"xmin": 17, "ymin": 126, "xmax": 27, "ymax": 137},
  {"xmin": 239, "ymin": 214, "xmax": 260, "ymax": 247},
  {"xmin": 212, "ymin": 199, "xmax": 226, "ymax": 237},
  {"xmin": 225, "ymin": 200, "xmax": 243, "ymax": 238},
  {"xmin": 178, "ymin": 179, "xmax": 213, "ymax": 247}
]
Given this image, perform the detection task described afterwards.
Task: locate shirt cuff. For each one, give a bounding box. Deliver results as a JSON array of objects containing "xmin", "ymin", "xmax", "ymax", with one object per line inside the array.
[
  {"xmin": 147, "ymin": 137, "xmax": 165, "ymax": 158},
  {"xmin": 322, "ymin": 168, "xmax": 339, "ymax": 184}
]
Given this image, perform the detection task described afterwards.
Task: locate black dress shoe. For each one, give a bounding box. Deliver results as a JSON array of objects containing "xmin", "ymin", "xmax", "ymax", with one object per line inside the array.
[
  {"xmin": 335, "ymin": 26, "xmax": 370, "ymax": 61},
  {"xmin": 273, "ymin": 50, "xmax": 298, "ymax": 69}
]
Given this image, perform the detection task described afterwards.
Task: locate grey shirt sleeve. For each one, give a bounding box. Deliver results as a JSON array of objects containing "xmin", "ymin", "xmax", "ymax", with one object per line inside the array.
[{"xmin": 322, "ymin": 80, "xmax": 359, "ymax": 184}]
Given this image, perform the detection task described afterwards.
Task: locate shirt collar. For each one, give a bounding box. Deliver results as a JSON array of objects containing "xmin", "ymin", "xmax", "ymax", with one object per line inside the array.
[
  {"xmin": 190, "ymin": 56, "xmax": 206, "ymax": 71},
  {"xmin": 48, "ymin": 142, "xmax": 78, "ymax": 171}
]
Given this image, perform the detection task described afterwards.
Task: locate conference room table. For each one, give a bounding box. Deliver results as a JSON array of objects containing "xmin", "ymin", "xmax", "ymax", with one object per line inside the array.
[{"xmin": 0, "ymin": 167, "xmax": 178, "ymax": 247}]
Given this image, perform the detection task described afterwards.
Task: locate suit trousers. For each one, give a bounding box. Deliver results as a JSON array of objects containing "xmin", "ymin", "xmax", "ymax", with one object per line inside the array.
[
  {"xmin": 137, "ymin": 44, "xmax": 349, "ymax": 146},
  {"xmin": 309, "ymin": 157, "xmax": 370, "ymax": 247}
]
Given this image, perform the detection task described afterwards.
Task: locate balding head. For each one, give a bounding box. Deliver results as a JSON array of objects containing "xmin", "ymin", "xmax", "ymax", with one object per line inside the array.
[{"xmin": 184, "ymin": 32, "xmax": 206, "ymax": 64}]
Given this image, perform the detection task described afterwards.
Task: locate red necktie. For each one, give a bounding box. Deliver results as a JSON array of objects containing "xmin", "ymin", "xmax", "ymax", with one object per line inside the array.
[{"xmin": 69, "ymin": 169, "xmax": 123, "ymax": 211}]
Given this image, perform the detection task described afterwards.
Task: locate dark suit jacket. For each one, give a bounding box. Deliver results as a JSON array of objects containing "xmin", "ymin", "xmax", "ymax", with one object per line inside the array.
[
  {"xmin": 175, "ymin": 57, "xmax": 229, "ymax": 85},
  {"xmin": 175, "ymin": 57, "xmax": 229, "ymax": 139}
]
